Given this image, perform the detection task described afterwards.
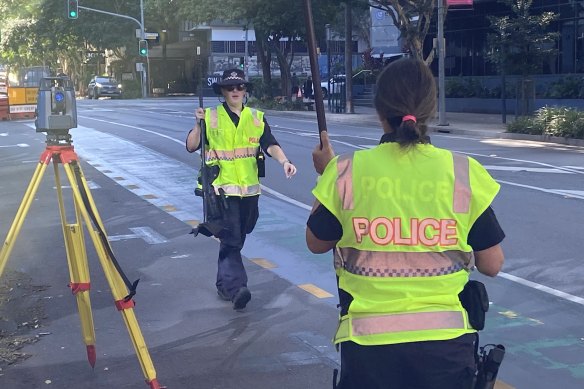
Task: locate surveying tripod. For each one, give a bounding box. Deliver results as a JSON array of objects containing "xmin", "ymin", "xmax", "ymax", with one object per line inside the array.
[{"xmin": 0, "ymin": 131, "xmax": 164, "ymax": 389}]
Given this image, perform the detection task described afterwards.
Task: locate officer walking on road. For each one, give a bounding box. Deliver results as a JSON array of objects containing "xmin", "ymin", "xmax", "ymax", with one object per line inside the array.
[
  {"xmin": 186, "ymin": 68, "xmax": 297, "ymax": 311},
  {"xmin": 306, "ymin": 58, "xmax": 506, "ymax": 388}
]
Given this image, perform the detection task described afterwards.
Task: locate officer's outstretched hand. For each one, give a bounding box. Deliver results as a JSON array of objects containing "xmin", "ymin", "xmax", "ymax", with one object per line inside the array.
[
  {"xmin": 283, "ymin": 161, "xmax": 297, "ymax": 179},
  {"xmin": 312, "ymin": 131, "xmax": 335, "ymax": 175}
]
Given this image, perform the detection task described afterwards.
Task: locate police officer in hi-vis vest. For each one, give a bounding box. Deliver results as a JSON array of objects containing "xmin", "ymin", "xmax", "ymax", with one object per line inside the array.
[
  {"xmin": 307, "ymin": 58, "xmax": 505, "ymax": 388},
  {"xmin": 186, "ymin": 68, "xmax": 297, "ymax": 311}
]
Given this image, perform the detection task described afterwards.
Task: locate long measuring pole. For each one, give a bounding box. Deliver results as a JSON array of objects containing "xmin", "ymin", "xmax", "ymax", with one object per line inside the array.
[{"xmin": 303, "ymin": 0, "xmax": 328, "ymax": 142}]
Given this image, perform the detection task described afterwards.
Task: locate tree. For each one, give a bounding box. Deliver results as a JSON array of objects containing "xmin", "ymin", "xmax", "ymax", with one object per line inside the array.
[
  {"xmin": 368, "ymin": 0, "xmax": 436, "ymax": 64},
  {"xmin": 487, "ymin": 0, "xmax": 558, "ymax": 115},
  {"xmin": 178, "ymin": 0, "xmax": 338, "ymax": 98},
  {"xmin": 487, "ymin": 0, "xmax": 558, "ymax": 78},
  {"xmin": 0, "ymin": 0, "xmax": 146, "ymax": 91}
]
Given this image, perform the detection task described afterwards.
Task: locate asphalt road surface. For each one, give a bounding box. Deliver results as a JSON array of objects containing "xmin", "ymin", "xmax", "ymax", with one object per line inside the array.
[{"xmin": 1, "ymin": 97, "xmax": 583, "ymax": 388}]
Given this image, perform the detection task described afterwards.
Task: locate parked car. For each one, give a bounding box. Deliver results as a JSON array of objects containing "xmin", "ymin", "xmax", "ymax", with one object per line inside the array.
[
  {"xmin": 87, "ymin": 76, "xmax": 122, "ymax": 99},
  {"xmin": 320, "ymin": 75, "xmax": 345, "ymax": 98}
]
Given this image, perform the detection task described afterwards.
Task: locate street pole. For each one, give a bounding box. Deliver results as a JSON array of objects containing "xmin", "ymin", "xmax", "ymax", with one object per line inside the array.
[
  {"xmin": 344, "ymin": 1, "xmax": 354, "ymax": 114},
  {"xmin": 140, "ymin": 0, "xmax": 148, "ymax": 98},
  {"xmin": 437, "ymin": 0, "xmax": 448, "ymax": 126},
  {"xmin": 244, "ymin": 25, "xmax": 249, "ymax": 80},
  {"xmin": 326, "ymin": 24, "xmax": 331, "ymax": 112}
]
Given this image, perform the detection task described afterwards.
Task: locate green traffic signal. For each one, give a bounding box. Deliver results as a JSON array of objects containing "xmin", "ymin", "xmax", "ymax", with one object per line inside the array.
[
  {"xmin": 139, "ymin": 40, "xmax": 148, "ymax": 57},
  {"xmin": 67, "ymin": 0, "xmax": 78, "ymax": 19}
]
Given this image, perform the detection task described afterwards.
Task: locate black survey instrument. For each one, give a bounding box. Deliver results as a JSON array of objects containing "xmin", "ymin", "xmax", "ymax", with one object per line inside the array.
[{"xmin": 191, "ymin": 96, "xmax": 229, "ymax": 239}]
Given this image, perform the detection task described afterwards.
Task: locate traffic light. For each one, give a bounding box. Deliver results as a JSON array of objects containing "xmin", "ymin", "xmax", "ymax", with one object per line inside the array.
[
  {"xmin": 239, "ymin": 57, "xmax": 245, "ymax": 69},
  {"xmin": 67, "ymin": 0, "xmax": 78, "ymax": 19},
  {"xmin": 139, "ymin": 40, "xmax": 148, "ymax": 56}
]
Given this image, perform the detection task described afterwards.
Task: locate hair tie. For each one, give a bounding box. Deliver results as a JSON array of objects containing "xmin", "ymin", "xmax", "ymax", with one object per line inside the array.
[{"xmin": 402, "ymin": 115, "xmax": 417, "ymax": 123}]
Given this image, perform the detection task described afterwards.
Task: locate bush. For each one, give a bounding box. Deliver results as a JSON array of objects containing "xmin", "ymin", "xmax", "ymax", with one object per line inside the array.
[
  {"xmin": 445, "ymin": 78, "xmax": 493, "ymax": 98},
  {"xmin": 506, "ymin": 105, "xmax": 584, "ymax": 139},
  {"xmin": 507, "ymin": 116, "xmax": 543, "ymax": 135},
  {"xmin": 121, "ymin": 79, "xmax": 141, "ymax": 99},
  {"xmin": 544, "ymin": 76, "xmax": 584, "ymax": 99},
  {"xmin": 247, "ymin": 96, "xmax": 304, "ymax": 111}
]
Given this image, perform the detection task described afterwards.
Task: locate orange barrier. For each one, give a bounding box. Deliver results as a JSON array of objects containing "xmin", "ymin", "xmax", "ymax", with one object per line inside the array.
[
  {"xmin": 9, "ymin": 111, "xmax": 36, "ymax": 120},
  {"xmin": 0, "ymin": 96, "xmax": 8, "ymax": 121},
  {"xmin": 6, "ymin": 86, "xmax": 37, "ymax": 121}
]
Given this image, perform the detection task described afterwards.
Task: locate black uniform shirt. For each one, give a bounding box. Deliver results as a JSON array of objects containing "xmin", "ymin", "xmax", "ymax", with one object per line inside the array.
[
  {"xmin": 307, "ymin": 134, "xmax": 505, "ymax": 251},
  {"xmin": 186, "ymin": 102, "xmax": 279, "ymax": 156}
]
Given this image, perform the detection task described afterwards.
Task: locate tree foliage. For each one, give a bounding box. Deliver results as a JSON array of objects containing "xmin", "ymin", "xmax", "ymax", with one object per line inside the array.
[
  {"xmin": 487, "ymin": 0, "xmax": 558, "ymax": 78},
  {"xmin": 177, "ymin": 0, "xmax": 338, "ymax": 97},
  {"xmin": 367, "ymin": 0, "xmax": 436, "ymax": 64}
]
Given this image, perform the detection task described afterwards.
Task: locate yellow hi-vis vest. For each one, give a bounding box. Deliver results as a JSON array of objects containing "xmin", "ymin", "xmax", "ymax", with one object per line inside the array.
[
  {"xmin": 204, "ymin": 105, "xmax": 265, "ymax": 197},
  {"xmin": 312, "ymin": 142, "xmax": 500, "ymax": 346}
]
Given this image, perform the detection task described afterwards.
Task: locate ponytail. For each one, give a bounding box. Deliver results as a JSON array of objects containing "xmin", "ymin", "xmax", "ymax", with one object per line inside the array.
[{"xmin": 386, "ymin": 115, "xmax": 430, "ymax": 148}]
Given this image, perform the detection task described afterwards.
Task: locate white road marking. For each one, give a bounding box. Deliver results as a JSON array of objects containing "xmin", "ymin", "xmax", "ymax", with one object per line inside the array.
[
  {"xmin": 108, "ymin": 226, "xmax": 167, "ymax": 244},
  {"xmin": 481, "ymin": 165, "xmax": 573, "ymax": 174},
  {"xmin": 0, "ymin": 143, "xmax": 29, "ymax": 148},
  {"xmin": 497, "ymin": 180, "xmax": 584, "ymax": 200},
  {"xmin": 498, "ymin": 272, "xmax": 584, "ymax": 306},
  {"xmin": 454, "ymin": 150, "xmax": 584, "ymax": 175},
  {"xmin": 54, "ymin": 181, "xmax": 100, "ymax": 190}
]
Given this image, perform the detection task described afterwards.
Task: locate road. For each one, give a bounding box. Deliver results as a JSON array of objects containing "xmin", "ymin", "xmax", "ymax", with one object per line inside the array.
[{"xmin": 0, "ymin": 97, "xmax": 583, "ymax": 388}]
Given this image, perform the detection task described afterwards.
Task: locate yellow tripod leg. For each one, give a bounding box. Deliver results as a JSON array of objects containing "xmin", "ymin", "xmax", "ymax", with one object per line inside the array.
[
  {"xmin": 0, "ymin": 155, "xmax": 50, "ymax": 278},
  {"xmin": 53, "ymin": 160, "xmax": 97, "ymax": 367},
  {"xmin": 62, "ymin": 161, "xmax": 162, "ymax": 389}
]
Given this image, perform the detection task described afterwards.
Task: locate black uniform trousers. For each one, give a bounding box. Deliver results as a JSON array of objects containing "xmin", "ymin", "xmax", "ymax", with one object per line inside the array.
[
  {"xmin": 336, "ymin": 334, "xmax": 476, "ymax": 389},
  {"xmin": 215, "ymin": 195, "xmax": 259, "ymax": 300}
]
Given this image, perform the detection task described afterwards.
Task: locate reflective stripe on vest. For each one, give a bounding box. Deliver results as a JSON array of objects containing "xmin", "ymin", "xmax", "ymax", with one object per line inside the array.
[
  {"xmin": 216, "ymin": 183, "xmax": 261, "ymax": 196},
  {"xmin": 336, "ymin": 154, "xmax": 354, "ymax": 211},
  {"xmin": 334, "ymin": 247, "xmax": 472, "ymax": 277},
  {"xmin": 336, "ymin": 310, "xmax": 466, "ymax": 339},
  {"xmin": 206, "ymin": 147, "xmax": 259, "ymax": 163},
  {"xmin": 452, "ymin": 153, "xmax": 471, "ymax": 214},
  {"xmin": 336, "ymin": 151, "xmax": 472, "ymax": 213},
  {"xmin": 250, "ymin": 108, "xmax": 262, "ymax": 127},
  {"xmin": 210, "ymin": 108, "xmax": 218, "ymax": 128}
]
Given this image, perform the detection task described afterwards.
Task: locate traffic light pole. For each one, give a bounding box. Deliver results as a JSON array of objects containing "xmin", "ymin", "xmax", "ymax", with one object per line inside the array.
[{"xmin": 78, "ymin": 4, "xmax": 148, "ymax": 99}]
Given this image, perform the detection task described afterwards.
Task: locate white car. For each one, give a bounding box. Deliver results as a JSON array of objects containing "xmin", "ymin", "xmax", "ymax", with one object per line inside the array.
[{"xmin": 320, "ymin": 75, "xmax": 346, "ymax": 98}]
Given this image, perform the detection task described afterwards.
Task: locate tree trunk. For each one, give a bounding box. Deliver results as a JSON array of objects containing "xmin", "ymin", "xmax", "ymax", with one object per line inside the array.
[{"xmin": 255, "ymin": 30, "xmax": 273, "ymax": 98}]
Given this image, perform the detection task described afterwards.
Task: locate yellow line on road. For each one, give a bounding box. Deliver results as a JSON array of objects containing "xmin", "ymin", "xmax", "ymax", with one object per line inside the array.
[
  {"xmin": 142, "ymin": 194, "xmax": 158, "ymax": 199},
  {"xmin": 298, "ymin": 284, "xmax": 333, "ymax": 299},
  {"xmin": 125, "ymin": 184, "xmax": 139, "ymax": 189},
  {"xmin": 495, "ymin": 380, "xmax": 515, "ymax": 389},
  {"xmin": 184, "ymin": 220, "xmax": 200, "ymax": 227},
  {"xmin": 250, "ymin": 258, "xmax": 277, "ymax": 269},
  {"xmin": 162, "ymin": 205, "xmax": 177, "ymax": 212}
]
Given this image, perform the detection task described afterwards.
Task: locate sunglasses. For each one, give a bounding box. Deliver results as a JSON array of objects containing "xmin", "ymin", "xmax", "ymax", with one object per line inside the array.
[{"xmin": 223, "ymin": 84, "xmax": 247, "ymax": 92}]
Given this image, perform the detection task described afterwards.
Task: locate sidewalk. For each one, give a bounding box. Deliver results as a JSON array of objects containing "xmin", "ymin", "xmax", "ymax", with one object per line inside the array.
[{"xmin": 270, "ymin": 104, "xmax": 508, "ymax": 137}]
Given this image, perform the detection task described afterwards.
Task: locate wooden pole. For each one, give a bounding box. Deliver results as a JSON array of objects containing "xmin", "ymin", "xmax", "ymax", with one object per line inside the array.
[{"xmin": 303, "ymin": 0, "xmax": 328, "ymax": 141}]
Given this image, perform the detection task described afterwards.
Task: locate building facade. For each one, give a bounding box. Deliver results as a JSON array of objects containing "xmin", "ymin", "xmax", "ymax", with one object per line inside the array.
[{"xmin": 430, "ymin": 0, "xmax": 584, "ymax": 77}]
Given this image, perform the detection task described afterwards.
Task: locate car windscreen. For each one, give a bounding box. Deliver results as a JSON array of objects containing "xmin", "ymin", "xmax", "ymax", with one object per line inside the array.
[{"xmin": 96, "ymin": 77, "xmax": 117, "ymax": 84}]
